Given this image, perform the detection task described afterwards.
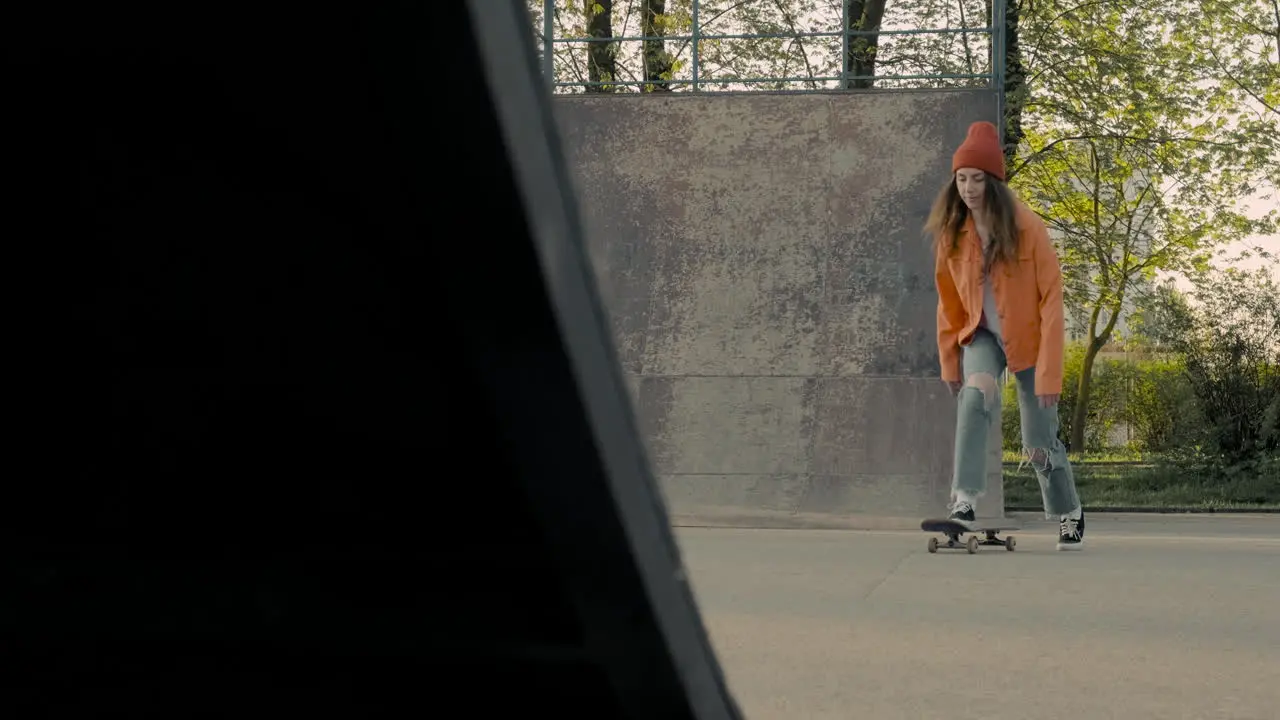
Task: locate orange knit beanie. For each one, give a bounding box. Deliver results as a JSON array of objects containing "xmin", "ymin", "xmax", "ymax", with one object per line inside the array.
[{"xmin": 952, "ymin": 121, "xmax": 1005, "ymax": 181}]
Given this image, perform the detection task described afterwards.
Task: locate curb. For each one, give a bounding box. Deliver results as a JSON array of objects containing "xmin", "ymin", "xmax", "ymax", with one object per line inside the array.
[
  {"xmin": 669, "ymin": 511, "xmax": 929, "ymax": 532},
  {"xmin": 1005, "ymin": 505, "xmax": 1280, "ymax": 514}
]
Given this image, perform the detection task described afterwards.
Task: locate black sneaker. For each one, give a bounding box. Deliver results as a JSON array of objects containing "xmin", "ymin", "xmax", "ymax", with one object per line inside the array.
[
  {"xmin": 949, "ymin": 500, "xmax": 976, "ymax": 527},
  {"xmin": 1057, "ymin": 509, "xmax": 1085, "ymax": 551}
]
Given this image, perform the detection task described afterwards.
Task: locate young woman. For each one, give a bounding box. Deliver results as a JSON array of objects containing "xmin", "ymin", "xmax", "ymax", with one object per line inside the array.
[{"xmin": 925, "ymin": 121, "xmax": 1085, "ymax": 550}]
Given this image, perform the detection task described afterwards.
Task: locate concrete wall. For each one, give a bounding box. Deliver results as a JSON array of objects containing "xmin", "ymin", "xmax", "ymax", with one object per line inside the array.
[{"xmin": 554, "ymin": 90, "xmax": 1005, "ymax": 526}]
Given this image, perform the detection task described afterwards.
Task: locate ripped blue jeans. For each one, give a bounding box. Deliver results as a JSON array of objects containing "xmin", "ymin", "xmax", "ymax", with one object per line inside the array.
[{"xmin": 953, "ymin": 327, "xmax": 1081, "ymax": 517}]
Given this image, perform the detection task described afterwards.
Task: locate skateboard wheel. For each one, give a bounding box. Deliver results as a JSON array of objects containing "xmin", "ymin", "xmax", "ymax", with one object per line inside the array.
[
  {"xmin": 1006, "ymin": 535, "xmax": 1016, "ymax": 551},
  {"xmin": 927, "ymin": 537, "xmax": 938, "ymax": 553},
  {"xmin": 966, "ymin": 536, "xmax": 978, "ymax": 554}
]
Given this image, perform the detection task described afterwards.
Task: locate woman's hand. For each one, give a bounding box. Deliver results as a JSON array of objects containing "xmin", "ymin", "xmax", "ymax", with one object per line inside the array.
[
  {"xmin": 1038, "ymin": 393, "xmax": 1060, "ymax": 408},
  {"xmin": 945, "ymin": 379, "xmax": 963, "ymax": 396}
]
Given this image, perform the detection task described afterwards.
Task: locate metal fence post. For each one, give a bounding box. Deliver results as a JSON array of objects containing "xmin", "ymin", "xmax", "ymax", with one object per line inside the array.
[
  {"xmin": 691, "ymin": 0, "xmax": 700, "ymax": 91},
  {"xmin": 543, "ymin": 0, "xmax": 554, "ymax": 84},
  {"xmin": 840, "ymin": 0, "xmax": 849, "ymax": 89}
]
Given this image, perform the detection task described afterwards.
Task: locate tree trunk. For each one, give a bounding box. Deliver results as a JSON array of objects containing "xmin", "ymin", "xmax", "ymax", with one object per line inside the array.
[
  {"xmin": 1069, "ymin": 339, "xmax": 1102, "ymax": 451},
  {"xmin": 641, "ymin": 0, "xmax": 672, "ymax": 92},
  {"xmin": 1070, "ymin": 294, "xmax": 1123, "ymax": 452},
  {"xmin": 1001, "ymin": 0, "xmax": 1027, "ymax": 164},
  {"xmin": 844, "ymin": 0, "xmax": 887, "ymax": 89},
  {"xmin": 585, "ymin": 0, "xmax": 616, "ymax": 93},
  {"xmin": 1273, "ymin": 0, "xmax": 1279, "ymax": 64}
]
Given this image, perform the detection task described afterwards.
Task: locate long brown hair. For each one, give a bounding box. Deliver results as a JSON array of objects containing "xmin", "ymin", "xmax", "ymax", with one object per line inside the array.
[{"xmin": 923, "ymin": 174, "xmax": 1020, "ymax": 273}]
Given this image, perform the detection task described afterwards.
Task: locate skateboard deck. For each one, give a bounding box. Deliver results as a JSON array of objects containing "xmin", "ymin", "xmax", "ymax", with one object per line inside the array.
[{"xmin": 920, "ymin": 517, "xmax": 1019, "ymax": 554}]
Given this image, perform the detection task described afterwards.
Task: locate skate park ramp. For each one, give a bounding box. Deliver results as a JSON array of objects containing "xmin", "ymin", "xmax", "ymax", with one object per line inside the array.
[
  {"xmin": 8, "ymin": 2, "xmax": 750, "ymax": 716},
  {"xmin": 554, "ymin": 90, "xmax": 1005, "ymax": 526}
]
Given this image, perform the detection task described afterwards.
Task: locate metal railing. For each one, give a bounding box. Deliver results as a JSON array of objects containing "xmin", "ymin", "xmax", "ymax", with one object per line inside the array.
[{"xmin": 535, "ymin": 0, "xmax": 1006, "ymax": 106}]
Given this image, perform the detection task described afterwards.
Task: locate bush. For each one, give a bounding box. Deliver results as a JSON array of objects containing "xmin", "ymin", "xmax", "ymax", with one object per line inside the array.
[
  {"xmin": 998, "ymin": 267, "xmax": 1279, "ymax": 463},
  {"xmin": 1123, "ymin": 357, "xmax": 1201, "ymax": 452},
  {"xmin": 1001, "ymin": 341, "xmax": 1128, "ymax": 452},
  {"xmin": 998, "ymin": 265, "xmax": 1280, "ymax": 507},
  {"xmin": 1144, "ymin": 269, "xmax": 1280, "ymax": 460}
]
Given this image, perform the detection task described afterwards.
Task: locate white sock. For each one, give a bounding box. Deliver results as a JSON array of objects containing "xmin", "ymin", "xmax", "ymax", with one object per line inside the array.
[{"xmin": 955, "ymin": 491, "xmax": 977, "ymax": 508}]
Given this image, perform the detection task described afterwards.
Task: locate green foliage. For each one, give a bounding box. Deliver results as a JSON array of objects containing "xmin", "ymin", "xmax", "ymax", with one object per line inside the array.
[
  {"xmin": 1168, "ymin": 0, "xmax": 1280, "ymax": 180},
  {"xmin": 999, "ymin": 264, "xmax": 1280, "ymax": 507},
  {"xmin": 1001, "ymin": 342, "xmax": 1135, "ymax": 452},
  {"xmin": 999, "ymin": 375, "xmax": 1020, "ymax": 452},
  {"xmin": 1003, "ymin": 0, "xmax": 1280, "ymax": 450},
  {"xmin": 999, "ymin": 340, "xmax": 1248, "ymax": 457},
  {"xmin": 1144, "ymin": 267, "xmax": 1280, "ymax": 459},
  {"xmin": 1124, "ymin": 357, "xmax": 1201, "ymax": 452}
]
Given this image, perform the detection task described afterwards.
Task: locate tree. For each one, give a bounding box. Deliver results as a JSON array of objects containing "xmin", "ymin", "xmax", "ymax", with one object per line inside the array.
[
  {"xmin": 1172, "ymin": 0, "xmax": 1280, "ymax": 164},
  {"xmin": 642, "ymin": 0, "xmax": 676, "ymax": 91},
  {"xmin": 1000, "ymin": 0, "xmax": 1029, "ymax": 163},
  {"xmin": 584, "ymin": 0, "xmax": 618, "ymax": 92},
  {"xmin": 845, "ymin": 0, "xmax": 889, "ymax": 89},
  {"xmin": 532, "ymin": 0, "xmax": 684, "ymax": 93},
  {"xmin": 1005, "ymin": 0, "xmax": 1280, "ymax": 451}
]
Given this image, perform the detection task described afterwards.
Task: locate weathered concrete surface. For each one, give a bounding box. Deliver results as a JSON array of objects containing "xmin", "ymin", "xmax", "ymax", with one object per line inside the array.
[
  {"xmin": 674, "ymin": 515, "xmax": 1280, "ymax": 719},
  {"xmin": 554, "ymin": 90, "xmax": 1005, "ymax": 524}
]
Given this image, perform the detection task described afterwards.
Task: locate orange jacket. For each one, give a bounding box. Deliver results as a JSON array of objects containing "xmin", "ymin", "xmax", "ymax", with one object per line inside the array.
[{"xmin": 934, "ymin": 201, "xmax": 1066, "ymax": 396}]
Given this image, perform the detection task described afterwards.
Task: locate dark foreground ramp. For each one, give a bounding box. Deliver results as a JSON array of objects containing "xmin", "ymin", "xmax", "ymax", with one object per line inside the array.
[
  {"xmin": 6, "ymin": 2, "xmax": 740, "ymax": 717},
  {"xmin": 555, "ymin": 91, "xmax": 1005, "ymax": 525}
]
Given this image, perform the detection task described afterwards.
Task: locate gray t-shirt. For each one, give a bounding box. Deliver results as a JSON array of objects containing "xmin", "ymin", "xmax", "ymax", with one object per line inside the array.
[
  {"xmin": 978, "ymin": 229, "xmax": 1005, "ymax": 347},
  {"xmin": 982, "ymin": 270, "xmax": 1003, "ymax": 343}
]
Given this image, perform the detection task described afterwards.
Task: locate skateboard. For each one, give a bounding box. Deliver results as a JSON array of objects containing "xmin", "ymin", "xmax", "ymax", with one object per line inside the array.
[{"xmin": 920, "ymin": 518, "xmax": 1018, "ymax": 554}]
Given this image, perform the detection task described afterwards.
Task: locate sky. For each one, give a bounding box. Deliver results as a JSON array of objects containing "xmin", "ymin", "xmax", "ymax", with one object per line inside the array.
[
  {"xmin": 1161, "ymin": 183, "xmax": 1279, "ymax": 292},
  {"xmin": 1224, "ymin": 194, "xmax": 1279, "ymax": 279},
  {"xmin": 1213, "ymin": 203, "xmax": 1274, "ymax": 281}
]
